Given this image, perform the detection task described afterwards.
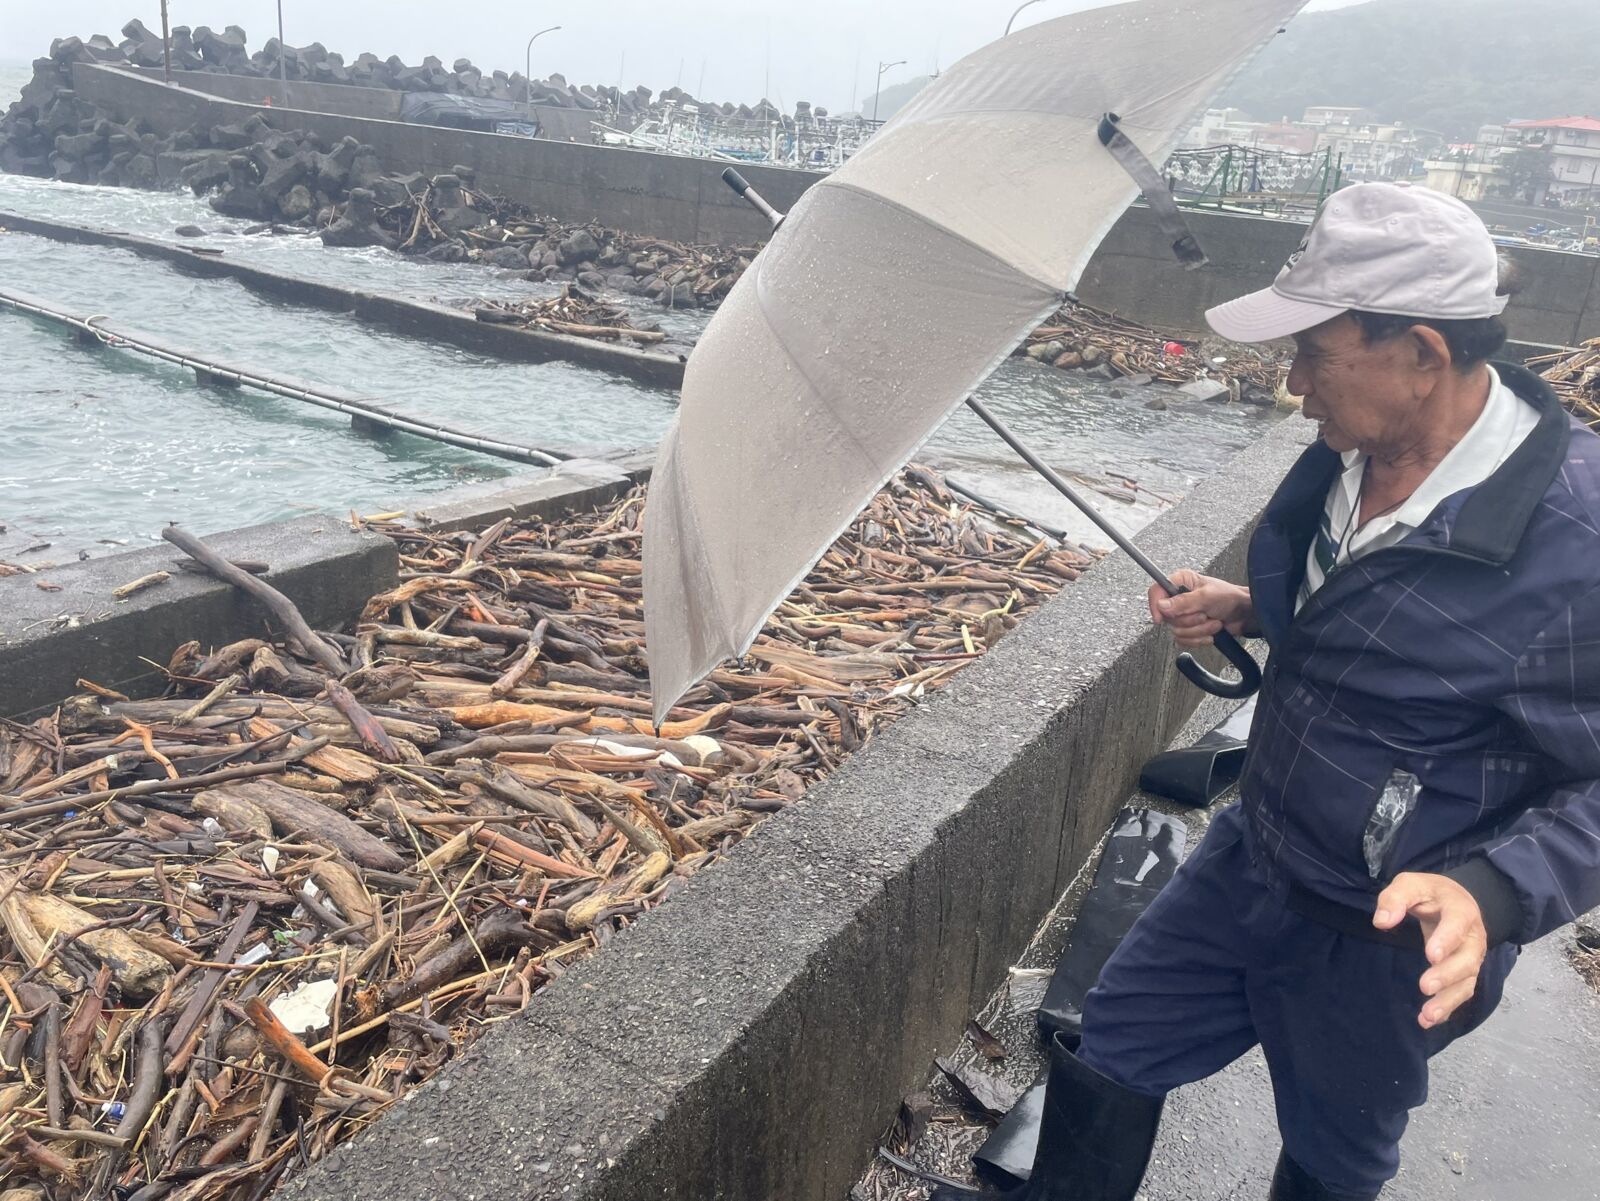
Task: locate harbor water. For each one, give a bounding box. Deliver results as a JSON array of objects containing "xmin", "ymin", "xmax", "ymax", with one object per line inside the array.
[{"xmin": 0, "ymin": 65, "xmax": 1279, "ymax": 564}]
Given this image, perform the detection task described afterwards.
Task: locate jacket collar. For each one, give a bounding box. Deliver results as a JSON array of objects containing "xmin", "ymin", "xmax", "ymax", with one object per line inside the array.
[
  {"xmin": 1250, "ymin": 361, "xmax": 1572, "ymax": 648},
  {"xmin": 1263, "ymin": 360, "xmax": 1571, "ymax": 566},
  {"xmin": 1444, "ymin": 360, "xmax": 1571, "ymax": 565}
]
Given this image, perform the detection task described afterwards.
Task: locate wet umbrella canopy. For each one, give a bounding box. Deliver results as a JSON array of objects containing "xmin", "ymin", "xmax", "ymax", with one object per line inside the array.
[{"xmin": 644, "ymin": 0, "xmax": 1307, "ymax": 724}]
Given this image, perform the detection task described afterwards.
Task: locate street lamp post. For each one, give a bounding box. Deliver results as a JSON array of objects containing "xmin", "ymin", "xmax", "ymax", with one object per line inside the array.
[
  {"xmin": 525, "ymin": 26, "xmax": 562, "ymax": 118},
  {"xmin": 276, "ymin": 1, "xmax": 287, "ymax": 107},
  {"xmin": 872, "ymin": 59, "xmax": 905, "ymax": 124},
  {"xmin": 159, "ymin": 0, "xmax": 172, "ymax": 83},
  {"xmin": 1005, "ymin": 0, "xmax": 1049, "ymax": 36}
]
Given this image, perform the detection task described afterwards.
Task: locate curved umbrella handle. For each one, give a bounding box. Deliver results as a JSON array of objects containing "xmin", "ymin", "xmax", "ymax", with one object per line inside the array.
[{"xmin": 1176, "ymin": 629, "xmax": 1261, "ymax": 700}]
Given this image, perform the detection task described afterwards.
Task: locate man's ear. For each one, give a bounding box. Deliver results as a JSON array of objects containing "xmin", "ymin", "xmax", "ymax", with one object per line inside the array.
[{"xmin": 1409, "ymin": 324, "xmax": 1452, "ymax": 377}]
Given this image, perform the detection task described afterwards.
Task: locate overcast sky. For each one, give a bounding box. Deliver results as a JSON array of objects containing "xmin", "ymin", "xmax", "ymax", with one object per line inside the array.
[{"xmin": 2, "ymin": 0, "xmax": 1376, "ymax": 111}]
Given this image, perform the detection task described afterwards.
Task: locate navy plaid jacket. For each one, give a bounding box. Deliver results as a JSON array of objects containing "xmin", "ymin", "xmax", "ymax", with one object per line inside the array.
[{"xmin": 1240, "ymin": 363, "xmax": 1600, "ymax": 946}]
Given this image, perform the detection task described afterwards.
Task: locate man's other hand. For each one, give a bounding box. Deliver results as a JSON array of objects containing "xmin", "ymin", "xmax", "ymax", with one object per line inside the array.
[
  {"xmin": 1374, "ymin": 872, "xmax": 1490, "ymax": 1029},
  {"xmin": 1147, "ymin": 570, "xmax": 1256, "ymax": 648}
]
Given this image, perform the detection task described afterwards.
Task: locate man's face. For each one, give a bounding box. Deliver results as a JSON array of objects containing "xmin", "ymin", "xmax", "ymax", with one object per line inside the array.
[{"xmin": 1287, "ymin": 315, "xmax": 1426, "ymax": 456}]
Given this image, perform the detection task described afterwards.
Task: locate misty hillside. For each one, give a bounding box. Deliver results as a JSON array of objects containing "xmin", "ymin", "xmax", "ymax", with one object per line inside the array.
[
  {"xmin": 857, "ymin": 75, "xmax": 932, "ymax": 122},
  {"xmin": 1223, "ymin": 0, "xmax": 1600, "ymax": 138}
]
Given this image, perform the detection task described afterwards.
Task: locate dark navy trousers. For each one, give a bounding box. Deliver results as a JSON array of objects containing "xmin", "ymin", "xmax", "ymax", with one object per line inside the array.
[{"xmin": 1077, "ymin": 805, "xmax": 1518, "ymax": 1196}]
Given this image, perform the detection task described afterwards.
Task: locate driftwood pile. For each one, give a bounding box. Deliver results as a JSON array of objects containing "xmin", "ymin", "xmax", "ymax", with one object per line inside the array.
[
  {"xmin": 1532, "ymin": 338, "xmax": 1600, "ymax": 429},
  {"xmin": 471, "ymin": 285, "xmax": 664, "ymax": 346},
  {"xmin": 0, "ymin": 470, "xmax": 1096, "ymax": 1199},
  {"xmin": 375, "ymin": 176, "xmax": 753, "ymax": 310},
  {"xmin": 1022, "ymin": 300, "xmax": 1288, "ymax": 397}
]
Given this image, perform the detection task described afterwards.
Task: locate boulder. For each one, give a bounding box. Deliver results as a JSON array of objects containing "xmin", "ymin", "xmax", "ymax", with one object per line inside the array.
[
  {"xmin": 256, "ymin": 151, "xmax": 312, "ymax": 202},
  {"xmin": 368, "ymin": 174, "xmax": 417, "ymax": 208},
  {"xmin": 52, "ymin": 130, "xmax": 103, "ymax": 161},
  {"xmin": 311, "ymin": 136, "xmax": 359, "ymax": 193},
  {"xmin": 483, "ymin": 244, "xmax": 531, "ymax": 269},
  {"xmin": 577, "ymin": 270, "xmax": 607, "ymax": 291},
  {"xmin": 558, "ymin": 228, "xmax": 601, "ymax": 265},
  {"xmin": 96, "ymin": 151, "xmax": 131, "ymax": 186},
  {"xmin": 174, "ymin": 225, "xmax": 208, "ymax": 238},
  {"xmin": 120, "ymin": 19, "xmax": 159, "ymax": 47},
  {"xmin": 428, "ymin": 174, "xmax": 487, "ymax": 237},
  {"xmin": 278, "ymin": 183, "xmax": 314, "ymax": 221},
  {"xmin": 122, "ymin": 153, "xmax": 158, "ymax": 188},
  {"xmin": 39, "ymin": 92, "xmax": 85, "ymax": 137},
  {"xmin": 84, "ymin": 35, "xmax": 124, "ymax": 62},
  {"xmin": 423, "ymin": 239, "xmax": 469, "ymax": 263},
  {"xmin": 210, "ymin": 115, "xmax": 269, "ymax": 149},
  {"xmin": 349, "ymin": 145, "xmax": 384, "ymax": 189},
  {"xmin": 128, "ymin": 39, "xmax": 168, "ymax": 69},
  {"xmin": 320, "ymin": 188, "xmax": 395, "ymax": 249},
  {"xmin": 209, "ymin": 154, "xmax": 268, "ymax": 218},
  {"xmin": 1177, "ymin": 378, "xmax": 1231, "ymax": 404},
  {"xmin": 155, "ymin": 148, "xmax": 221, "ymax": 185},
  {"xmin": 181, "ymin": 152, "xmax": 232, "ymax": 194},
  {"xmin": 194, "ymin": 25, "xmax": 252, "ymax": 70}
]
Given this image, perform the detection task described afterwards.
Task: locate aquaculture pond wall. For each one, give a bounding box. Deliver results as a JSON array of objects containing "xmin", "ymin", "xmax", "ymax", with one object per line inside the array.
[
  {"xmin": 0, "ymin": 210, "xmax": 689, "ymax": 388},
  {"xmin": 2, "ymin": 394, "xmax": 1315, "ymax": 1198}
]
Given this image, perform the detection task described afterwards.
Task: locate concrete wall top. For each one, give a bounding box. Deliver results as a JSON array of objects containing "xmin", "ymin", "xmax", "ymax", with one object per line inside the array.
[
  {"xmin": 1079, "ymin": 205, "xmax": 1600, "ymax": 347},
  {"xmin": 74, "ymin": 63, "xmax": 819, "ymax": 246},
  {"xmin": 0, "ymin": 515, "xmax": 396, "ymax": 717},
  {"xmin": 124, "ymin": 67, "xmax": 594, "ymax": 143},
  {"xmin": 126, "ymin": 66, "xmax": 405, "ymax": 120}
]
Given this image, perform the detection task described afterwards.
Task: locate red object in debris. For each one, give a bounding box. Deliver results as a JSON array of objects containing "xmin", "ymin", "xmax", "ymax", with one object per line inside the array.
[{"xmin": 1163, "ymin": 341, "xmax": 1186, "ymax": 358}]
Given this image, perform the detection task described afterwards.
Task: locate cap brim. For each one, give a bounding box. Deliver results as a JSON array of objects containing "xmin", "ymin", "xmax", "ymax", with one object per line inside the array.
[{"xmin": 1204, "ymin": 288, "xmax": 1348, "ymax": 343}]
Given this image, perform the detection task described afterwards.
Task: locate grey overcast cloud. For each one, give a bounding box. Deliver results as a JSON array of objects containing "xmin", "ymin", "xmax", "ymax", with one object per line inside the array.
[{"xmin": 2, "ymin": 0, "xmax": 1373, "ymax": 112}]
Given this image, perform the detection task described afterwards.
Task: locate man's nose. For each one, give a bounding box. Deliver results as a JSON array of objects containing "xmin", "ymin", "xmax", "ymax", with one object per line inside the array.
[{"xmin": 1287, "ymin": 357, "xmax": 1312, "ymax": 399}]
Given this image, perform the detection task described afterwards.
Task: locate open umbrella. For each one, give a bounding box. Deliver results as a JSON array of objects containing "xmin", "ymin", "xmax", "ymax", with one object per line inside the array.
[{"xmin": 644, "ymin": 0, "xmax": 1306, "ymax": 725}]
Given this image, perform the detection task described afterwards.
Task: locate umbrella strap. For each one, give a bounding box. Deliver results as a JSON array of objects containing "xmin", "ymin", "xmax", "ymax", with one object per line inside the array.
[{"xmin": 1098, "ymin": 113, "xmax": 1207, "ymax": 271}]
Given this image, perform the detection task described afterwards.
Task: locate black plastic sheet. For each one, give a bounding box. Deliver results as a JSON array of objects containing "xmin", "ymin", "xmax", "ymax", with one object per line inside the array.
[
  {"xmin": 973, "ymin": 807, "xmax": 1187, "ymax": 1189},
  {"xmin": 1136, "ymin": 698, "xmax": 1255, "ymax": 810}
]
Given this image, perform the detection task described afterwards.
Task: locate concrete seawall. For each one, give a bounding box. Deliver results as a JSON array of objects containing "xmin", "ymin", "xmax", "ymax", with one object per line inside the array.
[
  {"xmin": 72, "ymin": 63, "xmax": 818, "ymax": 247},
  {"xmin": 1079, "ymin": 206, "xmax": 1600, "ymax": 350},
  {"xmin": 121, "ymin": 67, "xmax": 598, "ymax": 143}
]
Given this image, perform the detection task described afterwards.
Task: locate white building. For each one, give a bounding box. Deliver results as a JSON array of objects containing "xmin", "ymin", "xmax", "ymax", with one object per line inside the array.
[
  {"xmin": 1423, "ymin": 150, "xmax": 1507, "ymax": 202},
  {"xmin": 1506, "ymin": 117, "xmax": 1600, "ymax": 204}
]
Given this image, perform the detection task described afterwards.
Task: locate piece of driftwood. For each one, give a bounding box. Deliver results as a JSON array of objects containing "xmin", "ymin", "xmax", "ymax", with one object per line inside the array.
[{"xmin": 161, "ymin": 525, "xmax": 346, "ymax": 675}]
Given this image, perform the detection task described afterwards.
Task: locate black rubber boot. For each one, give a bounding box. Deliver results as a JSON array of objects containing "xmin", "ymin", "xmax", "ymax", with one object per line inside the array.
[
  {"xmin": 1267, "ymin": 1151, "xmax": 1380, "ymax": 1201},
  {"xmin": 929, "ymin": 1033, "xmax": 1164, "ymax": 1200}
]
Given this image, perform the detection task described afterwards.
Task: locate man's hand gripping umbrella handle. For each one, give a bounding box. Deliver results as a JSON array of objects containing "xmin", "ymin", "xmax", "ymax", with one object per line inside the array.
[
  {"xmin": 1167, "ymin": 591, "xmax": 1261, "ymax": 700},
  {"xmin": 718, "ymin": 170, "xmax": 1261, "ymax": 701}
]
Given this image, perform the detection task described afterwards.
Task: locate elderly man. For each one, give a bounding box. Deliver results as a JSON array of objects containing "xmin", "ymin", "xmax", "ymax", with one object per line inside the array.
[{"xmin": 938, "ymin": 182, "xmax": 1600, "ymax": 1201}]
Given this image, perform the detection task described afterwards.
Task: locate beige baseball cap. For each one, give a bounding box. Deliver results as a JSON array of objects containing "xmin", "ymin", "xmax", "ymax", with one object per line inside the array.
[{"xmin": 1205, "ymin": 182, "xmax": 1509, "ymax": 343}]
